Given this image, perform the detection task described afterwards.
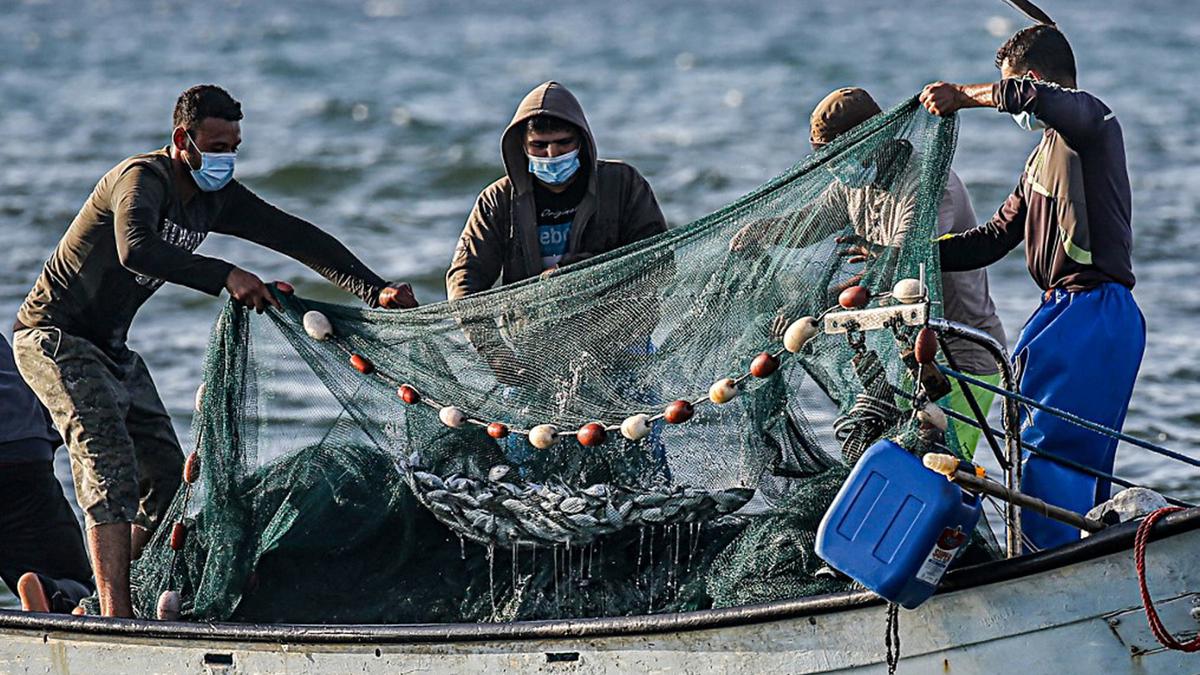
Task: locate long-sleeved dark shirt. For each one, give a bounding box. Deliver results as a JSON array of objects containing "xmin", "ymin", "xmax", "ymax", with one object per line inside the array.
[
  {"xmin": 18, "ymin": 149, "xmax": 388, "ymax": 354},
  {"xmin": 939, "ymin": 79, "xmax": 1134, "ymax": 292}
]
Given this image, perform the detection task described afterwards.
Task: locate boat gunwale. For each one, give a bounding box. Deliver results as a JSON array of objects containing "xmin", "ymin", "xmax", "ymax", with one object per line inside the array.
[{"xmin": 1, "ymin": 507, "xmax": 1196, "ymax": 645}]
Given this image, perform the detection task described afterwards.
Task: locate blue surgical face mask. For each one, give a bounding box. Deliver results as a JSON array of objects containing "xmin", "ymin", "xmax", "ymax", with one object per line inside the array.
[
  {"xmin": 1011, "ymin": 111, "xmax": 1048, "ymax": 132},
  {"xmin": 186, "ymin": 133, "xmax": 236, "ymax": 192},
  {"xmin": 527, "ymin": 148, "xmax": 580, "ymax": 186}
]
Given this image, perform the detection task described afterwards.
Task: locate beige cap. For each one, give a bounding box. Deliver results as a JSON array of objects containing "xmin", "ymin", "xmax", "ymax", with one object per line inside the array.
[{"xmin": 809, "ymin": 87, "xmax": 883, "ymax": 147}]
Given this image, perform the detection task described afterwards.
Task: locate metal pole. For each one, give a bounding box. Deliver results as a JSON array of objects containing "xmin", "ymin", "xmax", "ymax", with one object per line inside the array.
[
  {"xmin": 927, "ymin": 318, "xmax": 1023, "ymax": 557},
  {"xmin": 924, "ymin": 453, "xmax": 1104, "ymax": 533}
]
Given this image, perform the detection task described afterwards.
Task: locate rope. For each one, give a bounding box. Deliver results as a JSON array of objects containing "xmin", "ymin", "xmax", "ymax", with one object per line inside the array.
[
  {"xmin": 833, "ymin": 392, "xmax": 902, "ymax": 464},
  {"xmin": 885, "ymin": 602, "xmax": 901, "ymax": 673},
  {"xmin": 938, "ymin": 366, "xmax": 1200, "ymax": 470},
  {"xmin": 1134, "ymin": 507, "xmax": 1200, "ymax": 652},
  {"xmin": 890, "ymin": 386, "xmax": 1196, "ymax": 508}
]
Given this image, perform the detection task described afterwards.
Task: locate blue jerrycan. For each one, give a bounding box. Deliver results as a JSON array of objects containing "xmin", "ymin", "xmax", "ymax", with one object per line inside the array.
[{"xmin": 816, "ymin": 439, "xmax": 982, "ymax": 609}]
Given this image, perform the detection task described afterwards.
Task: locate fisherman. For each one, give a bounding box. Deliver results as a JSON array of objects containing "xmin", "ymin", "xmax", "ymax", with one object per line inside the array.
[
  {"xmin": 920, "ymin": 24, "xmax": 1144, "ymax": 551},
  {"xmin": 446, "ymin": 81, "xmax": 669, "ymax": 476},
  {"xmin": 0, "ymin": 334, "xmax": 94, "ymax": 614},
  {"xmin": 808, "ymin": 88, "xmax": 1008, "ymax": 461},
  {"xmin": 728, "ymin": 88, "xmax": 1008, "ymax": 461},
  {"xmin": 12, "ymin": 84, "xmax": 417, "ymax": 617},
  {"xmin": 446, "ymin": 80, "xmax": 666, "ymax": 297}
]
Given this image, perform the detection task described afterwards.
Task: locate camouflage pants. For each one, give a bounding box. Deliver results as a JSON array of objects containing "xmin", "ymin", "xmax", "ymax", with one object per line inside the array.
[{"xmin": 13, "ymin": 327, "xmax": 183, "ymax": 530}]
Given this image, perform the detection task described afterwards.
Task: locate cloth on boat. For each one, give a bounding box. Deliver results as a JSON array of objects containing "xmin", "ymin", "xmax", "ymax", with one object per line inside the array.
[
  {"xmin": 1015, "ymin": 283, "xmax": 1144, "ymax": 551},
  {"xmin": 12, "ymin": 326, "xmax": 183, "ymax": 529},
  {"xmin": 0, "ymin": 459, "xmax": 94, "ymax": 610},
  {"xmin": 942, "ymin": 371, "xmax": 1000, "ymax": 461},
  {"xmin": 0, "ymin": 334, "xmax": 60, "ymax": 463}
]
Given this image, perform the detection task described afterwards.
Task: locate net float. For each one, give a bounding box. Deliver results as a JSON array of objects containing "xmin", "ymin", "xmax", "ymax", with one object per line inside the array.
[
  {"xmin": 577, "ymin": 422, "xmax": 607, "ymax": 447},
  {"xmin": 487, "ymin": 422, "xmax": 509, "ymax": 439},
  {"xmin": 156, "ymin": 590, "xmax": 181, "ymax": 621},
  {"xmin": 783, "ymin": 317, "xmax": 819, "ymax": 353},
  {"xmin": 917, "ymin": 402, "xmax": 948, "ymax": 431},
  {"xmin": 529, "ymin": 424, "xmax": 560, "ymax": 449},
  {"xmin": 350, "ymin": 354, "xmax": 374, "ymax": 374},
  {"xmin": 274, "ymin": 280, "xmax": 294, "ymax": 295},
  {"xmin": 194, "ymin": 383, "xmax": 205, "ymax": 413},
  {"xmin": 302, "ymin": 311, "xmax": 333, "ymax": 341},
  {"xmin": 664, "ymin": 400, "xmax": 695, "ymax": 424},
  {"xmin": 170, "ymin": 522, "xmax": 187, "ymax": 551},
  {"xmin": 183, "ymin": 452, "xmax": 201, "ymax": 484},
  {"xmin": 398, "ymin": 384, "xmax": 421, "ymax": 405},
  {"xmin": 838, "ymin": 285, "xmax": 870, "ymax": 309},
  {"xmin": 709, "ymin": 378, "xmax": 739, "ymax": 404},
  {"xmin": 750, "ymin": 352, "xmax": 780, "ymax": 378},
  {"xmin": 892, "ymin": 278, "xmax": 925, "ymax": 304},
  {"xmin": 438, "ymin": 406, "xmax": 466, "ymax": 428},
  {"xmin": 620, "ymin": 414, "xmax": 651, "ymax": 441},
  {"xmin": 914, "ymin": 327, "xmax": 938, "ymax": 364}
]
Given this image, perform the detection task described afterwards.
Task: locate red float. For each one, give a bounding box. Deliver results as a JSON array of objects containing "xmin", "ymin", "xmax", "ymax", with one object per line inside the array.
[
  {"xmin": 750, "ymin": 352, "xmax": 780, "ymax": 378},
  {"xmin": 350, "ymin": 354, "xmax": 374, "ymax": 374},
  {"xmin": 838, "ymin": 285, "xmax": 870, "ymax": 309},
  {"xmin": 487, "ymin": 422, "xmax": 510, "ymax": 439},
  {"xmin": 170, "ymin": 522, "xmax": 186, "ymax": 551},
  {"xmin": 577, "ymin": 422, "xmax": 607, "ymax": 447},
  {"xmin": 398, "ymin": 384, "xmax": 421, "ymax": 405},
  {"xmin": 914, "ymin": 327, "xmax": 939, "ymax": 365},
  {"xmin": 274, "ymin": 280, "xmax": 294, "ymax": 295},
  {"xmin": 664, "ymin": 400, "xmax": 695, "ymax": 424},
  {"xmin": 183, "ymin": 452, "xmax": 201, "ymax": 484}
]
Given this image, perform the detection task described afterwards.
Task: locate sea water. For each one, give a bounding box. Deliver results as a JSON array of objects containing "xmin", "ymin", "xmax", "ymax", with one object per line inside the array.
[{"xmin": 1, "ymin": 0, "xmax": 1198, "ymax": 608}]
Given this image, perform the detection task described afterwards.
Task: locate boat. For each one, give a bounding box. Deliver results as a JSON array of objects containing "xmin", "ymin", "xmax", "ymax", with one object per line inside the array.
[
  {"xmin": 2, "ymin": 310, "xmax": 1197, "ymax": 673},
  {"xmin": 1, "ymin": 507, "xmax": 1196, "ymax": 673}
]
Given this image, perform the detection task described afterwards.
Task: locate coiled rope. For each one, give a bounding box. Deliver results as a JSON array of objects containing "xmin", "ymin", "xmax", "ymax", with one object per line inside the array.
[{"xmin": 1134, "ymin": 507, "xmax": 1200, "ymax": 652}]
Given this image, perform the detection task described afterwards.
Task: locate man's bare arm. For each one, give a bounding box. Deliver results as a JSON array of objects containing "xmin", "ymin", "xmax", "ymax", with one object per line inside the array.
[{"xmin": 919, "ymin": 82, "xmax": 996, "ymax": 117}]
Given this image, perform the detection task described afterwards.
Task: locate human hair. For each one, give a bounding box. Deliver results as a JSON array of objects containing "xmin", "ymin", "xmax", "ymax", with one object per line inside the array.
[
  {"xmin": 994, "ymin": 24, "xmax": 1076, "ymax": 87},
  {"xmin": 172, "ymin": 84, "xmax": 243, "ymax": 131},
  {"xmin": 525, "ymin": 115, "xmax": 579, "ymax": 138}
]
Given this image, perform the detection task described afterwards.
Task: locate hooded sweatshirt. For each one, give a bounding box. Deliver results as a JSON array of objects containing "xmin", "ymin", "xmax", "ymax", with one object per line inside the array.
[{"xmin": 446, "ymin": 82, "xmax": 666, "ymax": 299}]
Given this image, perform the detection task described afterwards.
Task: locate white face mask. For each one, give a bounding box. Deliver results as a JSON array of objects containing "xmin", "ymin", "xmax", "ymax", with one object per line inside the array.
[
  {"xmin": 1011, "ymin": 111, "xmax": 1048, "ymax": 132},
  {"xmin": 1009, "ymin": 73, "xmax": 1049, "ymax": 132}
]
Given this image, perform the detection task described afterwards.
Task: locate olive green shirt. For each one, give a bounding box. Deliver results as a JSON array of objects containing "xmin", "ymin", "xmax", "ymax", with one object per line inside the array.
[{"xmin": 18, "ymin": 148, "xmax": 387, "ymax": 353}]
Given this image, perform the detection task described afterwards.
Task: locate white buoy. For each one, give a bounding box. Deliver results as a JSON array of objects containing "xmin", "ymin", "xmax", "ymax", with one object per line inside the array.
[
  {"xmin": 917, "ymin": 402, "xmax": 948, "ymax": 431},
  {"xmin": 620, "ymin": 414, "xmax": 651, "ymax": 441},
  {"xmin": 529, "ymin": 424, "xmax": 560, "ymax": 449},
  {"xmin": 783, "ymin": 317, "xmax": 819, "ymax": 353},
  {"xmin": 892, "ymin": 278, "xmax": 926, "ymax": 304},
  {"xmin": 438, "ymin": 406, "xmax": 466, "ymax": 428},
  {"xmin": 156, "ymin": 590, "xmax": 181, "ymax": 621},
  {"xmin": 708, "ymin": 378, "xmax": 739, "ymax": 404},
  {"xmin": 194, "ymin": 383, "xmax": 205, "ymax": 412},
  {"xmin": 302, "ymin": 311, "xmax": 334, "ymax": 341}
]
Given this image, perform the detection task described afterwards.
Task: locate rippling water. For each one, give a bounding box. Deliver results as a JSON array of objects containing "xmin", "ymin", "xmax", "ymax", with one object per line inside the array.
[{"xmin": 2, "ymin": 0, "xmax": 1198, "ymax": 607}]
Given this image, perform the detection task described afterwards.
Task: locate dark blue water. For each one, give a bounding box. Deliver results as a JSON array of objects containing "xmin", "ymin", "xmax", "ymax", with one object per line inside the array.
[{"xmin": 2, "ymin": 0, "xmax": 1197, "ymax": 607}]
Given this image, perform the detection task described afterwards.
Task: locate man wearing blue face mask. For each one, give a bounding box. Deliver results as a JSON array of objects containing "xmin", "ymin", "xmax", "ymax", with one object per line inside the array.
[
  {"xmin": 920, "ymin": 25, "xmax": 1144, "ymax": 552},
  {"xmin": 447, "ymin": 81, "xmax": 666, "ymax": 298},
  {"xmin": 12, "ymin": 84, "xmax": 417, "ymax": 617}
]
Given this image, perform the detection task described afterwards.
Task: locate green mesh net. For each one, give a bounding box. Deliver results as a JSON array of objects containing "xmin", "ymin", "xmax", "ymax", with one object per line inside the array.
[{"xmin": 126, "ymin": 98, "xmax": 969, "ymax": 623}]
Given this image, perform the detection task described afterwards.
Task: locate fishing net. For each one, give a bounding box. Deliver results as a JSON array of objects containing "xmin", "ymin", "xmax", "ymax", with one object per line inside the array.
[{"xmin": 125, "ymin": 98, "xmax": 974, "ymax": 623}]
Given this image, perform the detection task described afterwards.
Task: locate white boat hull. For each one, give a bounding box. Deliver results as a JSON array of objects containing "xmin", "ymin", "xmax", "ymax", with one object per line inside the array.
[{"xmin": 1, "ymin": 510, "xmax": 1197, "ymax": 674}]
